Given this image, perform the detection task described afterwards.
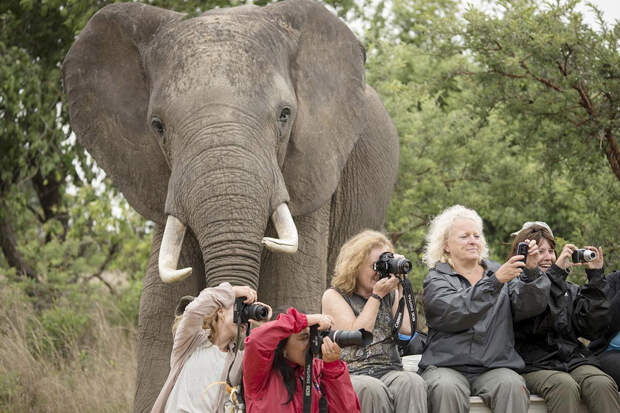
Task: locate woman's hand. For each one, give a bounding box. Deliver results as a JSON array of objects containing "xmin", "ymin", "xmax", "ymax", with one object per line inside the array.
[
  {"xmin": 248, "ymin": 302, "xmax": 273, "ymax": 328},
  {"xmin": 320, "ymin": 337, "xmax": 342, "ymax": 363},
  {"xmin": 524, "ymin": 239, "xmax": 540, "ymax": 270},
  {"xmin": 584, "ymin": 246, "xmax": 604, "ymax": 270},
  {"xmin": 231, "ymin": 285, "xmax": 257, "ymax": 303},
  {"xmin": 372, "ymin": 275, "xmax": 400, "ymax": 298},
  {"xmin": 495, "ymin": 255, "xmax": 526, "ymax": 283},
  {"xmin": 306, "ymin": 313, "xmax": 333, "ymax": 331},
  {"xmin": 555, "ymin": 243, "xmax": 579, "ymax": 270}
]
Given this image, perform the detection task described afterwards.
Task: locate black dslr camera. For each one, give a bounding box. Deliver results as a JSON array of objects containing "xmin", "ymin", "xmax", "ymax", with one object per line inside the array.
[
  {"xmin": 373, "ymin": 252, "xmax": 412, "ymax": 279},
  {"xmin": 233, "ymin": 297, "xmax": 269, "ymax": 324},
  {"xmin": 309, "ymin": 327, "xmax": 372, "ymax": 357},
  {"xmin": 572, "ymin": 249, "xmax": 597, "ymax": 263}
]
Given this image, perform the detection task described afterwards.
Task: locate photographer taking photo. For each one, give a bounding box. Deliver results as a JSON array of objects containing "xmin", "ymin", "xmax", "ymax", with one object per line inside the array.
[
  {"xmin": 321, "ymin": 230, "xmax": 427, "ymax": 413},
  {"xmin": 420, "ymin": 206, "xmax": 550, "ymax": 413},
  {"xmin": 510, "ymin": 222, "xmax": 620, "ymax": 413},
  {"xmin": 152, "ymin": 283, "xmax": 271, "ymax": 413},
  {"xmin": 242, "ymin": 307, "xmax": 360, "ymax": 412}
]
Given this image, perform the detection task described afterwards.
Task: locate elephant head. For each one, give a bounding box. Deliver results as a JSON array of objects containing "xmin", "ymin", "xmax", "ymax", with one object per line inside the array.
[{"xmin": 63, "ymin": 0, "xmax": 368, "ymax": 290}]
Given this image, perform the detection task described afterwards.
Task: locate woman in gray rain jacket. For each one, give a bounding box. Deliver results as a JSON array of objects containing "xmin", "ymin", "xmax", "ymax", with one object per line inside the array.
[{"xmin": 419, "ymin": 205, "xmax": 550, "ymax": 413}]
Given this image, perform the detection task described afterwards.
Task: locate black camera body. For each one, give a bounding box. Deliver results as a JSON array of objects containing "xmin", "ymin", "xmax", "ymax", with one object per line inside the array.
[
  {"xmin": 516, "ymin": 242, "xmax": 529, "ymax": 264},
  {"xmin": 309, "ymin": 328, "xmax": 372, "ymax": 357},
  {"xmin": 233, "ymin": 297, "xmax": 269, "ymax": 324},
  {"xmin": 373, "ymin": 252, "xmax": 412, "ymax": 279},
  {"xmin": 572, "ymin": 249, "xmax": 596, "ymax": 263}
]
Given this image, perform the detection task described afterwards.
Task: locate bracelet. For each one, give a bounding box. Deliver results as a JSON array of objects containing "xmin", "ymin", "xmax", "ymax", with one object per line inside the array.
[{"xmin": 370, "ymin": 293, "xmax": 382, "ymax": 301}]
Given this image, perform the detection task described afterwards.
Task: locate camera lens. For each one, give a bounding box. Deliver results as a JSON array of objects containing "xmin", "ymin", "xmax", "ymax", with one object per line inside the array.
[
  {"xmin": 390, "ymin": 257, "xmax": 412, "ymax": 275},
  {"xmin": 328, "ymin": 329, "xmax": 373, "ymax": 347},
  {"xmin": 246, "ymin": 303, "xmax": 269, "ymax": 321}
]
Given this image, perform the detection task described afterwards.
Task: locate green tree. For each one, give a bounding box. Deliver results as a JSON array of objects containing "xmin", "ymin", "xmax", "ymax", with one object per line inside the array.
[
  {"xmin": 462, "ymin": 0, "xmax": 620, "ymax": 181},
  {"xmin": 364, "ymin": 0, "xmax": 619, "ymax": 291}
]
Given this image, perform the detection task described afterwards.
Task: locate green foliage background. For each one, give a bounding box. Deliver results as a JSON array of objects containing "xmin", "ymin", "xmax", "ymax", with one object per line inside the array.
[
  {"xmin": 365, "ymin": 0, "xmax": 619, "ymax": 287},
  {"xmin": 0, "ymin": 0, "xmax": 619, "ymax": 409}
]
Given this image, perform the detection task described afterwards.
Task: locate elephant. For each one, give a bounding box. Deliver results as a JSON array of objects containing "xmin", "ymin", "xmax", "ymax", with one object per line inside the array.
[{"xmin": 63, "ymin": 0, "xmax": 399, "ymax": 411}]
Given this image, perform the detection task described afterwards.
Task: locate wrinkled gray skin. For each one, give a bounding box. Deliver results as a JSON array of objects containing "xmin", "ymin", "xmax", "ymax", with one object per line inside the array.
[{"xmin": 63, "ymin": 0, "xmax": 398, "ymax": 411}]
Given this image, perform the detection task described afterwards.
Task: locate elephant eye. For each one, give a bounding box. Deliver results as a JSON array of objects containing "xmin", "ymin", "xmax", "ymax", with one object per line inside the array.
[
  {"xmin": 278, "ymin": 108, "xmax": 291, "ymax": 123},
  {"xmin": 151, "ymin": 117, "xmax": 165, "ymax": 137}
]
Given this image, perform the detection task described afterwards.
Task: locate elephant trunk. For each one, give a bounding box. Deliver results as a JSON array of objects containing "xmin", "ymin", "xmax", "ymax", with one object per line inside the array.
[{"xmin": 158, "ymin": 126, "xmax": 298, "ymax": 285}]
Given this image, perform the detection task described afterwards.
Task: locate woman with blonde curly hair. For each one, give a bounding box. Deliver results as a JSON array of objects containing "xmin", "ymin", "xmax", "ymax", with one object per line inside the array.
[
  {"xmin": 322, "ymin": 230, "xmax": 427, "ymax": 413},
  {"xmin": 152, "ymin": 282, "xmax": 270, "ymax": 413},
  {"xmin": 420, "ymin": 205, "xmax": 550, "ymax": 413}
]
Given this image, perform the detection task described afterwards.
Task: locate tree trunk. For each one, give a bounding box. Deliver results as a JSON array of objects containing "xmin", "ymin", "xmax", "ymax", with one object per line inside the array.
[
  {"xmin": 32, "ymin": 169, "xmax": 69, "ymax": 240},
  {"xmin": 604, "ymin": 129, "xmax": 620, "ymax": 181},
  {"xmin": 0, "ymin": 211, "xmax": 38, "ymax": 281}
]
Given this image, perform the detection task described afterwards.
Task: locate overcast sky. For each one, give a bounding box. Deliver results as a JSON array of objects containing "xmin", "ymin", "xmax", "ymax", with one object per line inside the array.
[
  {"xmin": 469, "ymin": 0, "xmax": 620, "ymax": 26},
  {"xmin": 578, "ymin": 0, "xmax": 620, "ymax": 25}
]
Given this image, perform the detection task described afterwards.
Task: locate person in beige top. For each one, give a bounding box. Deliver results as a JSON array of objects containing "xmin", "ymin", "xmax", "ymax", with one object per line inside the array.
[{"xmin": 151, "ymin": 282, "xmax": 269, "ymax": 413}]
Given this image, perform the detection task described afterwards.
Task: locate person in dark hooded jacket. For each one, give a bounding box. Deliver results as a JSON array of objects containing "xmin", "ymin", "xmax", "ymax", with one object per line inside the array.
[
  {"xmin": 509, "ymin": 222, "xmax": 620, "ymax": 413},
  {"xmin": 589, "ymin": 270, "xmax": 620, "ymax": 387}
]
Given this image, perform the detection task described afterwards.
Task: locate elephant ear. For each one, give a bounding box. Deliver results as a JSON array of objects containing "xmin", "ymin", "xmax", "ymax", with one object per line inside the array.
[
  {"xmin": 269, "ymin": 0, "xmax": 367, "ymax": 217},
  {"xmin": 63, "ymin": 3, "xmax": 183, "ymax": 225}
]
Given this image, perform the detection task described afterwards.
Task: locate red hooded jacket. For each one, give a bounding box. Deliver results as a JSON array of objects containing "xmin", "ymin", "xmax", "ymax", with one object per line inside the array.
[{"xmin": 243, "ymin": 308, "xmax": 361, "ymax": 413}]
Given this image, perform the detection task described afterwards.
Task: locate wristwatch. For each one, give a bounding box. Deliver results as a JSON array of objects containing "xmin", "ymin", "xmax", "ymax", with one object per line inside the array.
[{"xmin": 370, "ymin": 293, "xmax": 382, "ymax": 301}]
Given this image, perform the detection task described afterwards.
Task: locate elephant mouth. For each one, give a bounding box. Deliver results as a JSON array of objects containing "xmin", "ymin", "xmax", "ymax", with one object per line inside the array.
[{"xmin": 158, "ymin": 202, "xmax": 298, "ymax": 283}]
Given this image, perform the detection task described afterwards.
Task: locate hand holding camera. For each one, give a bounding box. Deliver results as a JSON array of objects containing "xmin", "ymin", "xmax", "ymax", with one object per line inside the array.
[
  {"xmin": 556, "ymin": 243, "xmax": 580, "ymax": 270},
  {"xmin": 496, "ymin": 255, "xmax": 527, "ymax": 283},
  {"xmin": 373, "ymin": 252, "xmax": 412, "ymax": 279},
  {"xmin": 319, "ymin": 336, "xmax": 342, "ymax": 363},
  {"xmin": 372, "ymin": 252, "xmax": 412, "ymax": 298},
  {"xmin": 232, "ymin": 286, "xmax": 257, "ymax": 303},
  {"xmin": 308, "ymin": 324, "xmax": 372, "ymax": 358},
  {"xmin": 581, "ymin": 246, "xmax": 603, "ymax": 270},
  {"xmin": 516, "ymin": 239, "xmax": 540, "ymax": 270},
  {"xmin": 306, "ymin": 313, "xmax": 333, "ymax": 331},
  {"xmin": 233, "ymin": 296, "xmax": 270, "ymax": 324},
  {"xmin": 372, "ymin": 276, "xmax": 400, "ymax": 298}
]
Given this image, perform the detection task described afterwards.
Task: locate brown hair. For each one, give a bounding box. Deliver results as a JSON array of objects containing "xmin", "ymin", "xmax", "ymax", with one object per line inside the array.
[
  {"xmin": 331, "ymin": 230, "xmax": 393, "ymax": 295},
  {"xmin": 508, "ymin": 224, "xmax": 556, "ymax": 260}
]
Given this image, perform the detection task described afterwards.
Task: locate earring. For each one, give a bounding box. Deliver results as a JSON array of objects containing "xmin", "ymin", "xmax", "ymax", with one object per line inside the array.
[{"xmin": 283, "ymin": 350, "xmax": 288, "ymax": 359}]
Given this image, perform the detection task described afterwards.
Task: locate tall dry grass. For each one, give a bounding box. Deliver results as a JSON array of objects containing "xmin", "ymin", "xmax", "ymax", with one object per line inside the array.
[{"xmin": 0, "ymin": 285, "xmax": 137, "ymax": 412}]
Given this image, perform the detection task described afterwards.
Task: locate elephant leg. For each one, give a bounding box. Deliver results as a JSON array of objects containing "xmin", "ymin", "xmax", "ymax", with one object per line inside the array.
[
  {"xmin": 327, "ymin": 85, "xmax": 399, "ymax": 282},
  {"xmin": 259, "ymin": 203, "xmax": 331, "ymax": 313},
  {"xmin": 134, "ymin": 226, "xmax": 205, "ymax": 413}
]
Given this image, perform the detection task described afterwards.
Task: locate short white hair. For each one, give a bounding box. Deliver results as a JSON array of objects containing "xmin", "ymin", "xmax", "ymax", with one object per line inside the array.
[{"xmin": 422, "ymin": 205, "xmax": 489, "ymax": 268}]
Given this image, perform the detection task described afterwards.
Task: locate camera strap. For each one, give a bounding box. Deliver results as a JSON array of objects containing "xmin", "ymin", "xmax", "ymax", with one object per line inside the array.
[
  {"xmin": 302, "ymin": 325, "xmax": 318, "ymax": 413},
  {"xmin": 224, "ymin": 322, "xmax": 250, "ymax": 412},
  {"xmin": 392, "ymin": 277, "xmax": 417, "ymax": 354}
]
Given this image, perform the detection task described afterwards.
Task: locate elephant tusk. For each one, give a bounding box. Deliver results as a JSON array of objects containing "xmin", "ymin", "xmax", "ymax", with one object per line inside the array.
[
  {"xmin": 262, "ymin": 203, "xmax": 298, "ymax": 254},
  {"xmin": 159, "ymin": 215, "xmax": 193, "ymax": 283}
]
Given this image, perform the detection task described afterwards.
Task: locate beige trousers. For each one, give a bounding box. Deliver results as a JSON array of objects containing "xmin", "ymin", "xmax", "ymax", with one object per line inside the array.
[
  {"xmin": 350, "ymin": 369, "xmax": 427, "ymax": 413},
  {"xmin": 422, "ymin": 365, "xmax": 529, "ymax": 413}
]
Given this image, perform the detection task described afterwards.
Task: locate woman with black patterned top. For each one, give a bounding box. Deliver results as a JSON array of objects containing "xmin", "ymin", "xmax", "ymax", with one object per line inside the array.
[{"xmin": 321, "ymin": 230, "xmax": 427, "ymax": 413}]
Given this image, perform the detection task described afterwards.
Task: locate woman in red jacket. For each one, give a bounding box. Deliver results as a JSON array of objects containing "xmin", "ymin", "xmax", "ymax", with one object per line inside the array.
[{"xmin": 243, "ymin": 307, "xmax": 361, "ymax": 413}]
